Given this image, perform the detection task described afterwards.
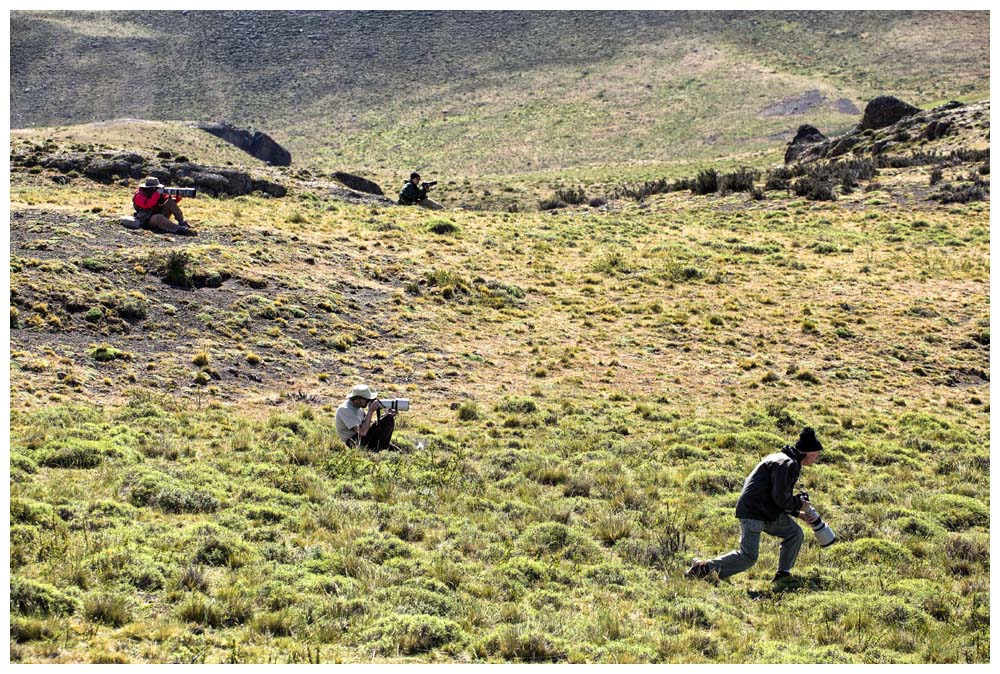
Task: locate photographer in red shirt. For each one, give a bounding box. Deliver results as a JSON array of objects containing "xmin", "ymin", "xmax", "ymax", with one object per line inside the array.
[{"xmin": 132, "ymin": 176, "xmax": 197, "ymax": 235}]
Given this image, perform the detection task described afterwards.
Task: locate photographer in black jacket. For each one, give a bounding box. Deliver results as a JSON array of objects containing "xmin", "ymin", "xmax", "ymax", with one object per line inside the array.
[
  {"xmin": 686, "ymin": 427, "xmax": 823, "ymax": 582},
  {"xmin": 398, "ymin": 172, "xmax": 444, "ymax": 210}
]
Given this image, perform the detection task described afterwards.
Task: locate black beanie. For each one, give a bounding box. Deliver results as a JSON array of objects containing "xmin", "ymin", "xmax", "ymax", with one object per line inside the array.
[{"xmin": 795, "ymin": 427, "xmax": 822, "ymax": 453}]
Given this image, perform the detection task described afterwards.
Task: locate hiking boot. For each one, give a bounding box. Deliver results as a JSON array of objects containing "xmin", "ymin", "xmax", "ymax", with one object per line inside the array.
[
  {"xmin": 685, "ymin": 560, "xmax": 716, "ymax": 581},
  {"xmin": 772, "ymin": 570, "xmax": 792, "ymax": 582},
  {"xmin": 175, "ymin": 223, "xmax": 198, "ymax": 236}
]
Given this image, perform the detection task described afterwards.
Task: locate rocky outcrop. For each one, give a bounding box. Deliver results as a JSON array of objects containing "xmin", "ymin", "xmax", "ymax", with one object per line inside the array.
[
  {"xmin": 198, "ymin": 122, "xmax": 292, "ymax": 166},
  {"xmin": 782, "ymin": 97, "xmax": 986, "ymax": 165},
  {"xmin": 332, "ymin": 171, "xmax": 384, "ymax": 196},
  {"xmin": 784, "ymin": 125, "xmax": 827, "ymax": 163},
  {"xmin": 15, "ymin": 150, "xmax": 287, "ymax": 198},
  {"xmin": 857, "ymin": 96, "xmax": 921, "ymax": 131}
]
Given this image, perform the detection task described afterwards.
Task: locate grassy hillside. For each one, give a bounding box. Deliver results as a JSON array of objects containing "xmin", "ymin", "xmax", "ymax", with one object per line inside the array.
[
  {"xmin": 11, "ymin": 11, "xmax": 990, "ymax": 174},
  {"xmin": 8, "ymin": 122, "xmax": 990, "ymax": 662}
]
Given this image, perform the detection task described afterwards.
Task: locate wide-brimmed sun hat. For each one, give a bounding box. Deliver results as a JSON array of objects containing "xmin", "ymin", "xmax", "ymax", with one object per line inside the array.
[
  {"xmin": 141, "ymin": 176, "xmax": 164, "ymax": 189},
  {"xmin": 348, "ymin": 384, "xmax": 378, "ymax": 400}
]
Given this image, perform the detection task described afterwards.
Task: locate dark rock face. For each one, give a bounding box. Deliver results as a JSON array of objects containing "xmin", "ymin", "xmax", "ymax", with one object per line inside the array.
[
  {"xmin": 784, "ymin": 125, "xmax": 828, "ymax": 163},
  {"xmin": 198, "ymin": 122, "xmax": 292, "ymax": 166},
  {"xmin": 858, "ymin": 96, "xmax": 921, "ymax": 131},
  {"xmin": 332, "ymin": 171, "xmax": 384, "ymax": 196},
  {"xmin": 924, "ymin": 119, "xmax": 952, "ymax": 141}
]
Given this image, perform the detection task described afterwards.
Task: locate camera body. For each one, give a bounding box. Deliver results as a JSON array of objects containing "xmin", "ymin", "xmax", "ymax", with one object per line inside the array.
[
  {"xmin": 797, "ymin": 491, "xmax": 836, "ymax": 547},
  {"xmin": 378, "ymin": 398, "xmax": 410, "ymax": 412},
  {"xmin": 162, "ymin": 186, "xmax": 198, "ymax": 198},
  {"xmin": 421, "ymin": 181, "xmax": 438, "ymax": 189}
]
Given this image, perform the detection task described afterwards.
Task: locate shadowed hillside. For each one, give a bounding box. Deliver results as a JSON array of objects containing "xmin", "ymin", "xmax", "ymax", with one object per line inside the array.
[{"xmin": 11, "ymin": 10, "xmax": 989, "ymax": 173}]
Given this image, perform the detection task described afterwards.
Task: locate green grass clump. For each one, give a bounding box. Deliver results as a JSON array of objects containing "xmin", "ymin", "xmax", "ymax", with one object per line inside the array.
[
  {"xmin": 191, "ymin": 530, "xmax": 252, "ymax": 568},
  {"xmin": 362, "ymin": 613, "xmax": 464, "ymax": 655},
  {"xmin": 684, "ymin": 469, "xmax": 743, "ymax": 495},
  {"xmin": 11, "ymin": 578, "xmax": 79, "ymax": 616},
  {"xmin": 11, "ymin": 616, "xmax": 58, "ymax": 643},
  {"xmin": 477, "ymin": 624, "xmax": 568, "ymax": 662},
  {"xmin": 35, "ymin": 437, "xmax": 123, "ymax": 468},
  {"xmin": 427, "ymin": 218, "xmax": 460, "ymax": 235},
  {"xmin": 457, "ymin": 401, "xmax": 480, "ymax": 420},
  {"xmin": 828, "ymin": 538, "xmax": 914, "ymax": 566},
  {"xmin": 88, "ymin": 344, "xmax": 131, "ymax": 362},
  {"xmin": 83, "ymin": 592, "xmax": 133, "ymax": 626},
  {"xmin": 924, "ymin": 494, "xmax": 989, "ymax": 530},
  {"xmin": 496, "ymin": 396, "xmax": 538, "ymax": 414},
  {"xmin": 124, "ymin": 470, "xmax": 220, "ymax": 514},
  {"xmin": 518, "ymin": 522, "xmax": 599, "ymax": 562},
  {"xmin": 176, "ymin": 593, "xmax": 224, "ymax": 627}
]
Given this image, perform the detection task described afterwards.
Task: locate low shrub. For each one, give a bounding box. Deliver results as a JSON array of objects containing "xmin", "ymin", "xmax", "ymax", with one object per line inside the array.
[
  {"xmin": 792, "ymin": 175, "xmax": 836, "ymax": 201},
  {"xmin": 362, "ymin": 613, "xmax": 464, "ymax": 655},
  {"xmin": 10, "ymin": 616, "xmax": 57, "ymax": 643},
  {"xmin": 518, "ymin": 522, "xmax": 599, "ymax": 562},
  {"xmin": 10, "ymin": 579, "xmax": 79, "ymax": 616},
  {"xmin": 684, "ymin": 469, "xmax": 742, "ymax": 495},
  {"xmin": 176, "ymin": 593, "xmax": 224, "ymax": 627},
  {"xmin": 496, "ymin": 396, "xmax": 538, "ymax": 414},
  {"xmin": 828, "ymin": 537, "xmax": 913, "ymax": 566},
  {"xmin": 427, "ymin": 218, "xmax": 460, "ymax": 235},
  {"xmin": 538, "ymin": 197, "xmax": 567, "ymax": 211},
  {"xmin": 162, "ymin": 251, "xmax": 190, "ymax": 287},
  {"xmin": 83, "ymin": 592, "xmax": 133, "ymax": 626},
  {"xmin": 192, "ymin": 532, "xmax": 252, "ymax": 568},
  {"xmin": 660, "ymin": 598, "xmax": 717, "ymax": 628},
  {"xmin": 352, "ymin": 533, "xmax": 413, "ymax": 563},
  {"xmin": 719, "ymin": 167, "xmax": 759, "ymax": 193},
  {"xmin": 252, "ymin": 609, "xmax": 295, "ymax": 637},
  {"xmin": 925, "ymin": 494, "xmax": 989, "ymax": 530},
  {"xmin": 457, "ymin": 401, "xmax": 480, "ymax": 421},
  {"xmin": 555, "ymin": 186, "xmax": 587, "ymax": 205},
  {"xmin": 477, "ymin": 624, "xmax": 567, "ymax": 662},
  {"xmin": 690, "ymin": 169, "xmax": 719, "ymax": 195},
  {"xmin": 35, "ymin": 438, "xmax": 121, "ymax": 469},
  {"xmin": 376, "ymin": 586, "xmax": 456, "ymax": 617},
  {"xmin": 944, "ymin": 532, "xmax": 989, "ymax": 564},
  {"xmin": 930, "ymin": 179, "xmax": 989, "ymax": 204}
]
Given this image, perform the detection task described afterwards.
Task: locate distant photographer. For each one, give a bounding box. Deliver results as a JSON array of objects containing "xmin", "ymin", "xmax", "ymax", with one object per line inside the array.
[
  {"xmin": 132, "ymin": 176, "xmax": 197, "ymax": 235},
  {"xmin": 398, "ymin": 172, "xmax": 444, "ymax": 210},
  {"xmin": 686, "ymin": 427, "xmax": 824, "ymax": 583},
  {"xmin": 335, "ymin": 383, "xmax": 399, "ymax": 450}
]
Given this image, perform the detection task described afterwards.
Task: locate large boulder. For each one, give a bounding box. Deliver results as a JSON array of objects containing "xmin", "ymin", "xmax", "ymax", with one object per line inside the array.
[
  {"xmin": 252, "ymin": 178, "xmax": 287, "ymax": 198},
  {"xmin": 198, "ymin": 122, "xmax": 292, "ymax": 166},
  {"xmin": 858, "ymin": 96, "xmax": 921, "ymax": 131},
  {"xmin": 784, "ymin": 125, "xmax": 828, "ymax": 163},
  {"xmin": 84, "ymin": 158, "xmax": 142, "ymax": 182},
  {"xmin": 332, "ymin": 171, "xmax": 384, "ymax": 196}
]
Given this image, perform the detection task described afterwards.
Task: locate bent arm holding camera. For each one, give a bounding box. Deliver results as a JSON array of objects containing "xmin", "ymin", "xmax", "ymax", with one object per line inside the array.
[
  {"xmin": 357, "ymin": 398, "xmax": 397, "ymax": 439},
  {"xmin": 335, "ymin": 384, "xmax": 398, "ymax": 451}
]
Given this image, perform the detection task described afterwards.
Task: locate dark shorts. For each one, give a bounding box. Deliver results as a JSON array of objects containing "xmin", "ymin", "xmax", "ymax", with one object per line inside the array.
[{"xmin": 135, "ymin": 206, "xmax": 168, "ymax": 228}]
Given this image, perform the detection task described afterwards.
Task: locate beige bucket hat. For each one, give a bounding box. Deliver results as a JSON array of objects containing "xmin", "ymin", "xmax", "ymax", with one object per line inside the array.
[
  {"xmin": 141, "ymin": 176, "xmax": 164, "ymax": 189},
  {"xmin": 348, "ymin": 384, "xmax": 377, "ymax": 400}
]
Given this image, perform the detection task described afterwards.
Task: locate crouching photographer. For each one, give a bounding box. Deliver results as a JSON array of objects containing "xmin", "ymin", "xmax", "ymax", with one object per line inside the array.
[
  {"xmin": 131, "ymin": 176, "xmax": 198, "ymax": 235},
  {"xmin": 398, "ymin": 172, "xmax": 444, "ymax": 210},
  {"xmin": 686, "ymin": 427, "xmax": 829, "ymax": 583},
  {"xmin": 335, "ymin": 383, "xmax": 408, "ymax": 450}
]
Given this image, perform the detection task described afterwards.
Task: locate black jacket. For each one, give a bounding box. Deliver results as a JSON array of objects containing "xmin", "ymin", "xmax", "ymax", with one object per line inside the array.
[
  {"xmin": 398, "ymin": 181, "xmax": 427, "ymax": 205},
  {"xmin": 734, "ymin": 446, "xmax": 805, "ymax": 521}
]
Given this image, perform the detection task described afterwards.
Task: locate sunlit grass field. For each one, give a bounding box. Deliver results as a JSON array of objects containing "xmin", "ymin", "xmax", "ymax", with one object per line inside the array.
[{"xmin": 9, "ymin": 131, "xmax": 990, "ymax": 662}]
